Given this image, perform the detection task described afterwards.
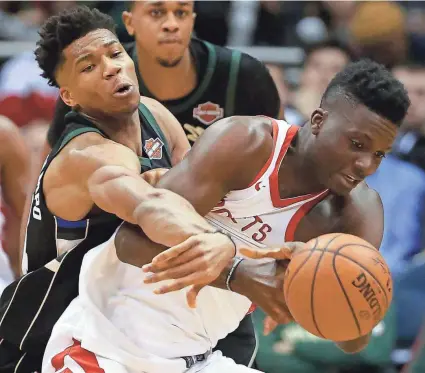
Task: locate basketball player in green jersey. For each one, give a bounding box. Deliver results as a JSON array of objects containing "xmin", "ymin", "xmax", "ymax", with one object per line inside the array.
[{"xmin": 39, "ymin": 1, "xmax": 280, "ymax": 366}]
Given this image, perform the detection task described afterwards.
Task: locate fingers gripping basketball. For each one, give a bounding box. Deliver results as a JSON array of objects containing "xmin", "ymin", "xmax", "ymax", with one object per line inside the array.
[{"xmin": 284, "ymin": 233, "xmax": 393, "ymax": 342}]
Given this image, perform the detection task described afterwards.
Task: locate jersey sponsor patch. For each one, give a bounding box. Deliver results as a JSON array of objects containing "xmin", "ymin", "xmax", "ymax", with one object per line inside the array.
[
  {"xmin": 193, "ymin": 101, "xmax": 224, "ymax": 125},
  {"xmin": 144, "ymin": 137, "xmax": 164, "ymax": 160}
]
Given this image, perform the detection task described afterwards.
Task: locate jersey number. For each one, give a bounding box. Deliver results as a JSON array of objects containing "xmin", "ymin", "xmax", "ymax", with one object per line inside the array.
[
  {"xmin": 32, "ymin": 171, "xmax": 44, "ymax": 221},
  {"xmin": 214, "ymin": 209, "xmax": 272, "ymax": 242},
  {"xmin": 51, "ymin": 339, "xmax": 104, "ymax": 373}
]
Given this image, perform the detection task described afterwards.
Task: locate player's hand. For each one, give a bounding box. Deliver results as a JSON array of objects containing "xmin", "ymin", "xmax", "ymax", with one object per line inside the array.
[
  {"xmin": 239, "ymin": 241, "xmax": 307, "ymax": 261},
  {"xmin": 142, "ymin": 232, "xmax": 236, "ymax": 307},
  {"xmin": 141, "ymin": 168, "xmax": 169, "ymax": 186},
  {"xmin": 237, "ymin": 242, "xmax": 309, "ymax": 332},
  {"xmin": 234, "ymin": 258, "xmax": 294, "ymax": 329}
]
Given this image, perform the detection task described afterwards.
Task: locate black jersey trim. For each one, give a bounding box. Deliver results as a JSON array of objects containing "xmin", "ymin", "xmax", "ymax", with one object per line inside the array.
[
  {"xmin": 57, "ymin": 127, "xmax": 105, "ymax": 153},
  {"xmin": 132, "ymin": 40, "xmax": 217, "ymax": 114},
  {"xmin": 225, "ymin": 50, "xmax": 242, "ymax": 117},
  {"xmin": 138, "ymin": 103, "xmax": 172, "ymax": 162}
]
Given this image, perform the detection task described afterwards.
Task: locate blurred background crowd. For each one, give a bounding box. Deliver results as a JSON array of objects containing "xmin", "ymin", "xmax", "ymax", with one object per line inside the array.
[{"xmin": 0, "ymin": 1, "xmax": 423, "ymax": 373}]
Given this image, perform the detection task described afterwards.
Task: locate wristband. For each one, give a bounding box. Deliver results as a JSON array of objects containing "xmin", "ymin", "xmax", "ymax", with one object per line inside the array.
[{"xmin": 226, "ymin": 257, "xmax": 244, "ymax": 292}]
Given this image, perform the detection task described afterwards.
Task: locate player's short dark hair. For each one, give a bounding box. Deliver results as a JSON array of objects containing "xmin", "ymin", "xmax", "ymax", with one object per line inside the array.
[
  {"xmin": 321, "ymin": 59, "xmax": 410, "ymax": 126},
  {"xmin": 35, "ymin": 6, "xmax": 117, "ymax": 87}
]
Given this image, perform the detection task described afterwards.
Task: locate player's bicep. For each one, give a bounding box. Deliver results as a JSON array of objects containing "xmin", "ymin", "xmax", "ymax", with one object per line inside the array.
[
  {"xmin": 157, "ymin": 156, "xmax": 228, "ymax": 216},
  {"xmin": 156, "ymin": 117, "xmax": 271, "ymax": 216},
  {"xmin": 59, "ymin": 135, "xmax": 141, "ymax": 187}
]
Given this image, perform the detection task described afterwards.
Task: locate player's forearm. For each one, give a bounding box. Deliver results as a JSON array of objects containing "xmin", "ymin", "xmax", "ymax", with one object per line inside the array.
[
  {"xmin": 89, "ymin": 166, "xmax": 215, "ymax": 248},
  {"xmin": 335, "ymin": 333, "xmax": 371, "ymax": 354}
]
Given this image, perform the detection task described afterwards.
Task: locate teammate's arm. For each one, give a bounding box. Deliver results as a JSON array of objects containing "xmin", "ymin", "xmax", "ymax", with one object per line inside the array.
[
  {"xmin": 0, "ymin": 116, "xmax": 30, "ymax": 274},
  {"xmin": 44, "ymin": 132, "xmax": 225, "ymax": 248}
]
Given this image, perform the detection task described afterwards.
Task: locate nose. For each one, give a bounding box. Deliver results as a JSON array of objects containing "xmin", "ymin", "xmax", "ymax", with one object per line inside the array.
[
  {"xmin": 354, "ymin": 153, "xmax": 377, "ymax": 177},
  {"xmin": 102, "ymin": 57, "xmax": 121, "ymax": 80},
  {"xmin": 162, "ymin": 12, "xmax": 179, "ymax": 33}
]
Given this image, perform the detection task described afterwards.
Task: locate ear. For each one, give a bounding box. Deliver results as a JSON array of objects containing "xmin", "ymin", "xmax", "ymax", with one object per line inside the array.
[
  {"xmin": 60, "ymin": 87, "xmax": 76, "ymax": 108},
  {"xmin": 310, "ymin": 108, "xmax": 328, "ymax": 135},
  {"xmin": 122, "ymin": 11, "xmax": 135, "ymax": 36}
]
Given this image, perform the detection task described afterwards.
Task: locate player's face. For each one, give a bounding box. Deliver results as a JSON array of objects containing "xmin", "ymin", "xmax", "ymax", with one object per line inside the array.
[
  {"xmin": 123, "ymin": 1, "xmax": 195, "ymax": 68},
  {"xmin": 57, "ymin": 29, "xmax": 140, "ymax": 118},
  {"xmin": 309, "ymin": 101, "xmax": 398, "ymax": 195}
]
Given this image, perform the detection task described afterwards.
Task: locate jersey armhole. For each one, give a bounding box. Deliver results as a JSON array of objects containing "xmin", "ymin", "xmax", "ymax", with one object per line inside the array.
[
  {"xmin": 138, "ymin": 103, "xmax": 172, "ymax": 162},
  {"xmin": 57, "ymin": 127, "xmax": 105, "ymax": 153}
]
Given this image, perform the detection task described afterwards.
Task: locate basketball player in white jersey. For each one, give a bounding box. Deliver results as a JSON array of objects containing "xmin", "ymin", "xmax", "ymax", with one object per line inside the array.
[{"xmin": 42, "ymin": 59, "xmax": 410, "ymax": 373}]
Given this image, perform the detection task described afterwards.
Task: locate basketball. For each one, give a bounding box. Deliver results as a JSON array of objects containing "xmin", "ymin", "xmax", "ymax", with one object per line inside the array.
[{"xmin": 284, "ymin": 233, "xmax": 393, "ymax": 342}]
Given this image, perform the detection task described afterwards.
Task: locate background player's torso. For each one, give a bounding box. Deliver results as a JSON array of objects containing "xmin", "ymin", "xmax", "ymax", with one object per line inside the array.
[{"xmin": 128, "ymin": 38, "xmax": 278, "ymax": 144}]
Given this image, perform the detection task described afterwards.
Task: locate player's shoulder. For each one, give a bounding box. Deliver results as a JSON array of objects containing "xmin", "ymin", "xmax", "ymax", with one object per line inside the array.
[
  {"xmin": 350, "ymin": 182, "xmax": 383, "ymax": 210},
  {"xmin": 201, "ymin": 115, "xmax": 274, "ymax": 162},
  {"xmin": 341, "ymin": 182, "xmax": 383, "ymax": 226}
]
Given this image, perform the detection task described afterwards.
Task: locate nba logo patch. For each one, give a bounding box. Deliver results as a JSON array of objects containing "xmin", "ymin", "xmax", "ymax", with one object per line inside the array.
[
  {"xmin": 193, "ymin": 101, "xmax": 224, "ymax": 125},
  {"xmin": 144, "ymin": 137, "xmax": 164, "ymax": 160}
]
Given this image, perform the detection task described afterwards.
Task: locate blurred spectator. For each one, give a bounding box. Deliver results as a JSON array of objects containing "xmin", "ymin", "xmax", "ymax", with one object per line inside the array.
[
  {"xmin": 391, "ymin": 65, "xmax": 425, "ymax": 173},
  {"xmin": 0, "ymin": 51, "xmax": 58, "ymax": 127},
  {"xmin": 291, "ymin": 40, "xmax": 351, "ymax": 123},
  {"xmin": 349, "ymin": 1, "xmax": 425, "ymax": 68},
  {"xmin": 366, "ymin": 157, "xmax": 425, "ymax": 277},
  {"xmin": 366, "ymin": 64, "xmax": 425, "ymax": 277}
]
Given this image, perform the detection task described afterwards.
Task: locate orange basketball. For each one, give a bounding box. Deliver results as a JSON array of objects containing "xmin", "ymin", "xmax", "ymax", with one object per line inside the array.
[{"xmin": 284, "ymin": 233, "xmax": 393, "ymax": 342}]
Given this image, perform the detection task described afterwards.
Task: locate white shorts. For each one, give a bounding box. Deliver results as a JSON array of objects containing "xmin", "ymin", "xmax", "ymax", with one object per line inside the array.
[
  {"xmin": 43, "ymin": 343, "xmax": 261, "ymax": 373},
  {"xmin": 43, "ymin": 298, "xmax": 262, "ymax": 373}
]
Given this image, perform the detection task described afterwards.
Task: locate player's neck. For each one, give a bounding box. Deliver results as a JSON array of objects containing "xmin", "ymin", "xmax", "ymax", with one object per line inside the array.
[
  {"xmin": 80, "ymin": 109, "xmax": 143, "ymax": 155},
  {"xmin": 137, "ymin": 48, "xmax": 197, "ymax": 101},
  {"xmin": 278, "ymin": 125, "xmax": 327, "ymax": 197}
]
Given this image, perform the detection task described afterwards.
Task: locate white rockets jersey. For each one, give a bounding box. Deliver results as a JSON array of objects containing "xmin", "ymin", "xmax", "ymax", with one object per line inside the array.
[
  {"xmin": 206, "ymin": 119, "xmax": 329, "ymax": 251},
  {"xmin": 48, "ymin": 119, "xmax": 329, "ymax": 372}
]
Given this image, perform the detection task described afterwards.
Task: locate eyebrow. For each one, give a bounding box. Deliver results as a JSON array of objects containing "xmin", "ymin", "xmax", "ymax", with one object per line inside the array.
[
  {"xmin": 148, "ymin": 1, "xmax": 191, "ymax": 7},
  {"xmin": 75, "ymin": 40, "xmax": 119, "ymax": 65}
]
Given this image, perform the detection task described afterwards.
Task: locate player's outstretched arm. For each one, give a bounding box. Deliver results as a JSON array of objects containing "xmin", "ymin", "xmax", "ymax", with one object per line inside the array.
[{"xmin": 43, "ymin": 131, "xmax": 230, "ymax": 250}]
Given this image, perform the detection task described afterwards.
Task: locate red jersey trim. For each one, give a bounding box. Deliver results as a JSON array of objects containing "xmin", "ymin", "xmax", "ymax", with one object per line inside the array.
[
  {"xmin": 247, "ymin": 119, "xmax": 279, "ymax": 188},
  {"xmin": 269, "ymin": 126, "xmax": 325, "ymax": 208},
  {"xmin": 284, "ymin": 190, "xmax": 330, "ymax": 242}
]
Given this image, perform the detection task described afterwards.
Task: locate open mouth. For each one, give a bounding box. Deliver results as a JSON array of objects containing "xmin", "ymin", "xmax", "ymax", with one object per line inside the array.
[
  {"xmin": 113, "ymin": 83, "xmax": 133, "ymax": 97},
  {"xmin": 344, "ymin": 174, "xmax": 361, "ymax": 185}
]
